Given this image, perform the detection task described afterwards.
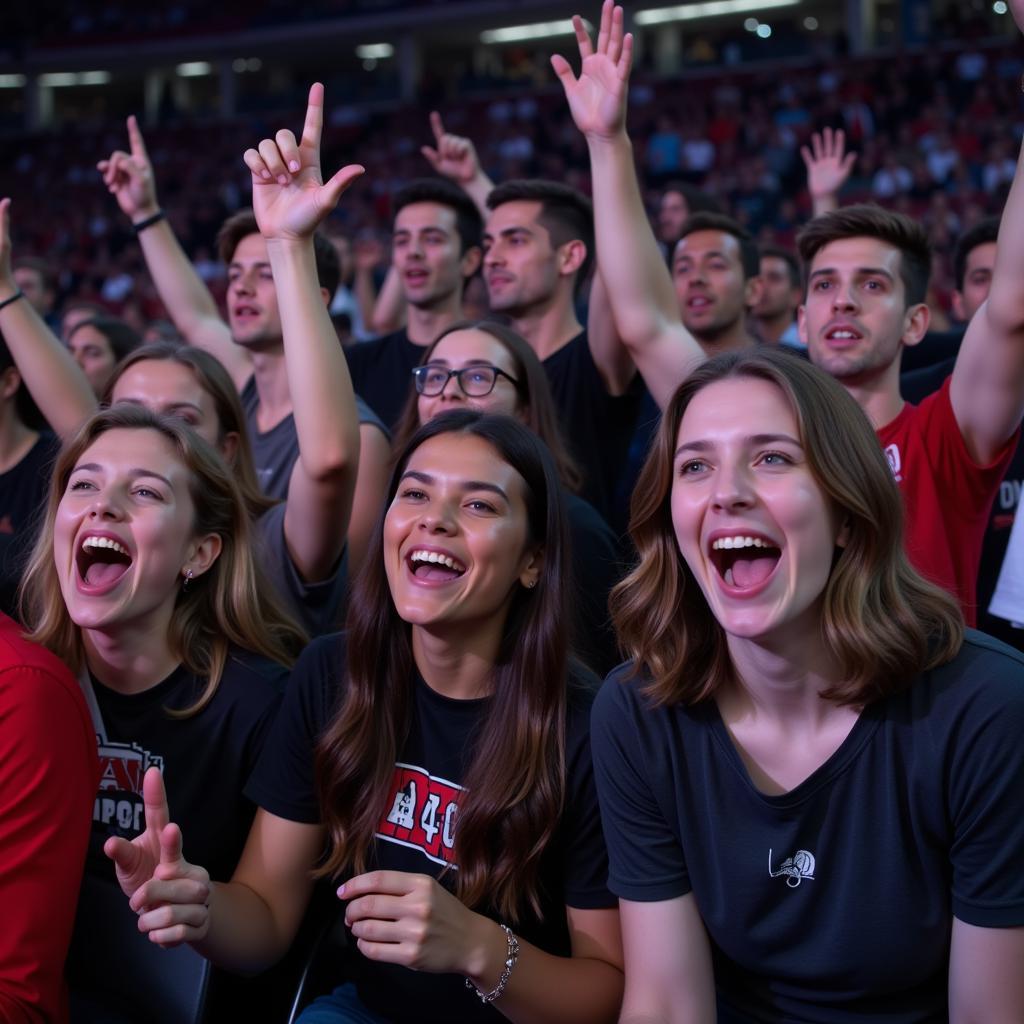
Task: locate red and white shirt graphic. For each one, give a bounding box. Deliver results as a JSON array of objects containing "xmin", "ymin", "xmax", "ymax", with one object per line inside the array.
[{"xmin": 376, "ymin": 762, "xmax": 461, "ymax": 868}]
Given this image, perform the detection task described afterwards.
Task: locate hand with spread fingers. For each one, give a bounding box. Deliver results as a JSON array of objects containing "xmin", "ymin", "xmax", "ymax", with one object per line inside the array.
[
  {"xmin": 341, "ymin": 870, "xmax": 500, "ymax": 977},
  {"xmin": 242, "ymin": 82, "xmax": 365, "ymax": 242},
  {"xmin": 104, "ymin": 766, "xmax": 212, "ymax": 948},
  {"xmin": 97, "ymin": 115, "xmax": 161, "ymax": 223},
  {"xmin": 421, "ymin": 111, "xmax": 483, "ymax": 187},
  {"xmin": 550, "ymin": 1, "xmax": 634, "ymax": 143},
  {"xmin": 801, "ymin": 127, "xmax": 857, "ymax": 214}
]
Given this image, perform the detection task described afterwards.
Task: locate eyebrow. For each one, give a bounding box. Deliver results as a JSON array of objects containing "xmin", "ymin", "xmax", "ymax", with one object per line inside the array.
[
  {"xmin": 118, "ymin": 397, "xmax": 203, "ymax": 415},
  {"xmin": 483, "ymin": 225, "xmax": 534, "ymax": 242},
  {"xmin": 674, "ymin": 433, "xmax": 803, "ymax": 457},
  {"xmin": 227, "ymin": 261, "xmax": 271, "ymax": 271},
  {"xmin": 808, "ymin": 266, "xmax": 896, "ymax": 282},
  {"xmin": 71, "ymin": 463, "xmax": 176, "ymax": 489},
  {"xmin": 400, "ymin": 469, "xmax": 509, "ymax": 501},
  {"xmin": 424, "ymin": 358, "xmax": 494, "ymax": 368}
]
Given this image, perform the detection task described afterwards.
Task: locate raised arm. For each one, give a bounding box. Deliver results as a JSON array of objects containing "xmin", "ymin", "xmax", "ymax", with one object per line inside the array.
[
  {"xmin": 801, "ymin": 128, "xmax": 857, "ymax": 218},
  {"xmin": 98, "ymin": 117, "xmax": 252, "ymax": 390},
  {"xmin": 0, "ymin": 199, "xmax": 96, "ymax": 439},
  {"xmin": 950, "ymin": 4, "xmax": 1024, "ymax": 464},
  {"xmin": 243, "ymin": 84, "xmax": 363, "ymax": 582},
  {"xmin": 421, "ymin": 111, "xmax": 495, "ymax": 220},
  {"xmin": 552, "ymin": 2, "xmax": 703, "ymax": 408}
]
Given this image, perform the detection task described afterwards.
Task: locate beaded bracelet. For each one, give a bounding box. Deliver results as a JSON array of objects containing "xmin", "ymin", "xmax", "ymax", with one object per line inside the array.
[
  {"xmin": 0, "ymin": 288, "xmax": 25, "ymax": 313},
  {"xmin": 465, "ymin": 924, "xmax": 519, "ymax": 1004},
  {"xmin": 132, "ymin": 210, "xmax": 165, "ymax": 234}
]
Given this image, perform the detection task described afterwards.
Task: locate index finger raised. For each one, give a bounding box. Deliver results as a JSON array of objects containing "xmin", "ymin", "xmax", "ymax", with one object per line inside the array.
[
  {"xmin": 142, "ymin": 765, "xmax": 170, "ymax": 837},
  {"xmin": 127, "ymin": 116, "xmax": 149, "ymax": 162},
  {"xmin": 300, "ymin": 82, "xmax": 325, "ymax": 153},
  {"xmin": 429, "ymin": 110, "xmax": 446, "ymax": 145}
]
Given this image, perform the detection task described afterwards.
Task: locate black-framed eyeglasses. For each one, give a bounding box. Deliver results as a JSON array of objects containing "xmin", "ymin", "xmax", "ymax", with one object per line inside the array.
[{"xmin": 412, "ymin": 363, "xmax": 520, "ymax": 398}]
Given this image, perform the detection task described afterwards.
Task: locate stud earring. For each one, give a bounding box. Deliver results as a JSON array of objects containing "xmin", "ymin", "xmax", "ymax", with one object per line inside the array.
[{"xmin": 182, "ymin": 569, "xmax": 194, "ymax": 591}]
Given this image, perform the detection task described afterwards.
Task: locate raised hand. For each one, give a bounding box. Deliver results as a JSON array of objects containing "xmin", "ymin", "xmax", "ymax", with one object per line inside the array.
[
  {"xmin": 800, "ymin": 127, "xmax": 857, "ymax": 204},
  {"xmin": 353, "ymin": 234, "xmax": 387, "ymax": 274},
  {"xmin": 97, "ymin": 116, "xmax": 160, "ymax": 222},
  {"xmin": 242, "ymin": 82, "xmax": 365, "ymax": 242},
  {"xmin": 420, "ymin": 112, "xmax": 483, "ymax": 186},
  {"xmin": 551, "ymin": 1, "xmax": 634, "ymax": 142},
  {"xmin": 0, "ymin": 198, "xmax": 15, "ymax": 290},
  {"xmin": 341, "ymin": 871, "xmax": 498, "ymax": 975}
]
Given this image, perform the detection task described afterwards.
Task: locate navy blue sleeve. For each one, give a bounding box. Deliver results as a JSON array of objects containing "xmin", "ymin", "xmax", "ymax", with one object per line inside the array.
[
  {"xmin": 591, "ymin": 668, "xmax": 691, "ymax": 902},
  {"xmin": 947, "ymin": 648, "xmax": 1024, "ymax": 927},
  {"xmin": 244, "ymin": 634, "xmax": 345, "ymax": 824}
]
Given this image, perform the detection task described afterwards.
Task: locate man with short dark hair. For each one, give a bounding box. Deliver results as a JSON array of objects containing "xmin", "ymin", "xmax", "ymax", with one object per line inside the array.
[
  {"xmin": 752, "ymin": 245, "xmax": 803, "ymax": 348},
  {"xmin": 671, "ymin": 212, "xmax": 762, "ymax": 355},
  {"xmin": 343, "ymin": 178, "xmax": 482, "ymax": 429},
  {"xmin": 656, "ymin": 181, "xmax": 722, "ymax": 257},
  {"xmin": 797, "ymin": 201, "xmax": 1024, "ymax": 622}
]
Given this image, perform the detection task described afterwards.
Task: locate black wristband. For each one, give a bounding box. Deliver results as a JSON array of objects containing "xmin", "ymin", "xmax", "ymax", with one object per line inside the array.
[
  {"xmin": 133, "ymin": 210, "xmax": 165, "ymax": 234},
  {"xmin": 0, "ymin": 288, "xmax": 24, "ymax": 313}
]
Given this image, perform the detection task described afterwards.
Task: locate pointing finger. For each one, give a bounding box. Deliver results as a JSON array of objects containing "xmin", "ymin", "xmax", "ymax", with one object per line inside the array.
[
  {"xmin": 142, "ymin": 766, "xmax": 169, "ymax": 838},
  {"xmin": 300, "ymin": 82, "xmax": 325, "ymax": 154},
  {"xmin": 127, "ymin": 115, "xmax": 149, "ymax": 162},
  {"xmin": 429, "ymin": 110, "xmax": 446, "ymax": 145}
]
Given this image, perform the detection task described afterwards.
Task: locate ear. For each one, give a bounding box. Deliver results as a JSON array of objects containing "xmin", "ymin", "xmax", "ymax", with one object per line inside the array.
[
  {"xmin": 835, "ymin": 515, "xmax": 852, "ymax": 550},
  {"xmin": 743, "ymin": 275, "xmax": 764, "ymax": 310},
  {"xmin": 319, "ymin": 286, "xmax": 332, "ymax": 308},
  {"xmin": 519, "ymin": 546, "xmax": 543, "ymax": 591},
  {"xmin": 219, "ymin": 431, "xmax": 240, "ymax": 466},
  {"xmin": 182, "ymin": 533, "xmax": 223, "ymax": 582},
  {"xmin": 0, "ymin": 365, "xmax": 21, "ymax": 401},
  {"xmin": 460, "ymin": 246, "xmax": 483, "ymax": 279},
  {"xmin": 951, "ymin": 290, "xmax": 966, "ymax": 323},
  {"xmin": 557, "ymin": 239, "xmax": 587, "ymax": 279},
  {"xmin": 796, "ymin": 303, "xmax": 809, "ymax": 347},
  {"xmin": 900, "ymin": 302, "xmax": 930, "ymax": 349}
]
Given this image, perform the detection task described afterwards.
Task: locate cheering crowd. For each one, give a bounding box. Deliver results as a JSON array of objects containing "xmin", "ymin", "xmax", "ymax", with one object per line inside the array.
[{"xmin": 2, "ymin": 3, "xmax": 1024, "ymax": 1022}]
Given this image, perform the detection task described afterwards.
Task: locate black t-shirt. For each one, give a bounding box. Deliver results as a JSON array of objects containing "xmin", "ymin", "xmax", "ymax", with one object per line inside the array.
[
  {"xmin": 0, "ymin": 432, "xmax": 60, "ymax": 621},
  {"xmin": 900, "ymin": 328, "xmax": 963, "ymax": 375},
  {"xmin": 247, "ymin": 633, "xmax": 614, "ymax": 1024},
  {"xmin": 344, "ymin": 329, "xmax": 426, "ymax": 432},
  {"xmin": 86, "ymin": 649, "xmax": 286, "ymax": 883},
  {"xmin": 543, "ymin": 331, "xmax": 642, "ymax": 523},
  {"xmin": 592, "ymin": 632, "xmax": 1024, "ymax": 1022}
]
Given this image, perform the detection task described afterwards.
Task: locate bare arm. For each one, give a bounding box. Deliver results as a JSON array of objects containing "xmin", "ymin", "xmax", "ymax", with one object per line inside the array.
[
  {"xmin": 801, "ymin": 128, "xmax": 857, "ymax": 218},
  {"xmin": 98, "ymin": 117, "xmax": 252, "ymax": 391},
  {"xmin": 368, "ymin": 262, "xmax": 406, "ymax": 335},
  {"xmin": 346, "ymin": 421, "xmax": 391, "ymax": 576},
  {"xmin": 949, "ymin": 919, "xmax": 1024, "ymax": 1023},
  {"xmin": 243, "ymin": 85, "xmax": 364, "ymax": 582},
  {"xmin": 0, "ymin": 199, "xmax": 96, "ymax": 439},
  {"xmin": 552, "ymin": 3, "xmax": 703, "ymax": 409},
  {"xmin": 617, "ymin": 895, "xmax": 716, "ymax": 1024}
]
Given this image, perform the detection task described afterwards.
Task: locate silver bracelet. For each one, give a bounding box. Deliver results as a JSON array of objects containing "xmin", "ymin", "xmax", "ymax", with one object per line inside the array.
[{"xmin": 465, "ymin": 923, "xmax": 519, "ymax": 1004}]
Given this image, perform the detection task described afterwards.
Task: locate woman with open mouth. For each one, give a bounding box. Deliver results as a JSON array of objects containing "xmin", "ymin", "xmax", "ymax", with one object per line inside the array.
[
  {"xmin": 104, "ymin": 410, "xmax": 624, "ymax": 1024},
  {"xmin": 592, "ymin": 347, "xmax": 1024, "ymax": 1022},
  {"xmin": 389, "ymin": 318, "xmax": 624, "ymax": 676},
  {"xmin": 17, "ymin": 404, "xmax": 305, "ymax": 1006}
]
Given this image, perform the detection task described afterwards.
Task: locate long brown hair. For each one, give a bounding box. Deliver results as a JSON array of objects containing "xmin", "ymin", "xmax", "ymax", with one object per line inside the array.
[
  {"xmin": 611, "ymin": 348, "xmax": 963, "ymax": 707},
  {"xmin": 315, "ymin": 411, "xmax": 570, "ymax": 923},
  {"xmin": 101, "ymin": 342, "xmax": 275, "ymax": 521},
  {"xmin": 391, "ymin": 319, "xmax": 583, "ymax": 493},
  {"xmin": 20, "ymin": 405, "xmax": 306, "ymax": 714}
]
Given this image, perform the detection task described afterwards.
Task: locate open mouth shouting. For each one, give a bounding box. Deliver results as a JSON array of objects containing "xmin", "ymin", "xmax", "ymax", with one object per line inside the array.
[
  {"xmin": 406, "ymin": 547, "xmax": 467, "ymax": 585},
  {"xmin": 822, "ymin": 320, "xmax": 865, "ymax": 348},
  {"xmin": 75, "ymin": 532, "xmax": 134, "ymax": 595},
  {"xmin": 708, "ymin": 531, "xmax": 781, "ymax": 596}
]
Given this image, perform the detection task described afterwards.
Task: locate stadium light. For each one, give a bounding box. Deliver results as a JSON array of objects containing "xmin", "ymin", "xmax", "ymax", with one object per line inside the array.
[
  {"xmin": 0, "ymin": 75, "xmax": 26, "ymax": 88},
  {"xmin": 635, "ymin": 0, "xmax": 800, "ymax": 27},
  {"xmin": 39, "ymin": 71, "xmax": 111, "ymax": 87},
  {"xmin": 176, "ymin": 61, "xmax": 212, "ymax": 77},
  {"xmin": 356, "ymin": 43, "xmax": 394, "ymax": 60},
  {"xmin": 481, "ymin": 19, "xmax": 592, "ymax": 44}
]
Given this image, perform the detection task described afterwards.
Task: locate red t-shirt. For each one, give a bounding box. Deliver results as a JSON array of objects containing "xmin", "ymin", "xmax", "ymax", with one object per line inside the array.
[
  {"xmin": 0, "ymin": 614, "xmax": 98, "ymax": 1024},
  {"xmin": 877, "ymin": 377, "xmax": 1016, "ymax": 626}
]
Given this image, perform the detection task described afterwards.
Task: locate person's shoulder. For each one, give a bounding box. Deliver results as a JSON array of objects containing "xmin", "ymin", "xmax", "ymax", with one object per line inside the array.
[
  {"xmin": 592, "ymin": 660, "xmax": 654, "ymax": 722},
  {"xmin": 220, "ymin": 646, "xmax": 291, "ymax": 699},
  {"xmin": 345, "ymin": 329, "xmax": 409, "ymax": 364},
  {"xmin": 291, "ymin": 632, "xmax": 348, "ymax": 694}
]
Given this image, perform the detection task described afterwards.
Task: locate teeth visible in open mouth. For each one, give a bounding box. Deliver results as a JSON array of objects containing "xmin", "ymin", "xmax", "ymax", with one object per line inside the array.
[
  {"xmin": 712, "ymin": 536, "xmax": 772, "ymax": 550},
  {"xmin": 409, "ymin": 549, "xmax": 466, "ymax": 573},
  {"xmin": 829, "ymin": 330, "xmax": 858, "ymax": 339},
  {"xmin": 82, "ymin": 536, "xmax": 130, "ymax": 558}
]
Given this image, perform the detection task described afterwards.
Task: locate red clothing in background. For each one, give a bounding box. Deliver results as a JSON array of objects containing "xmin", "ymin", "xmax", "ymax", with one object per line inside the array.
[
  {"xmin": 0, "ymin": 613, "xmax": 98, "ymax": 1024},
  {"xmin": 877, "ymin": 377, "xmax": 1017, "ymax": 625}
]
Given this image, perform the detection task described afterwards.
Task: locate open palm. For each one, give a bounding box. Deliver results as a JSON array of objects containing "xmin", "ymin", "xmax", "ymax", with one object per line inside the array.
[
  {"xmin": 243, "ymin": 83, "xmax": 364, "ymax": 241},
  {"xmin": 552, "ymin": 3, "xmax": 633, "ymax": 141}
]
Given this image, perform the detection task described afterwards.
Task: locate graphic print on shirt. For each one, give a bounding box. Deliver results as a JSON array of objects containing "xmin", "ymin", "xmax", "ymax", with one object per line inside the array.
[
  {"xmin": 376, "ymin": 762, "xmax": 462, "ymax": 868},
  {"xmin": 884, "ymin": 443, "xmax": 903, "ymax": 483},
  {"xmin": 768, "ymin": 848, "xmax": 816, "ymax": 888},
  {"xmin": 93, "ymin": 737, "xmax": 164, "ymax": 837}
]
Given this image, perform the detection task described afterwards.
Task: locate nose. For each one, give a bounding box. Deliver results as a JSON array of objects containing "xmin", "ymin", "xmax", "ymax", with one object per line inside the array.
[
  {"xmin": 710, "ymin": 461, "xmax": 755, "ymax": 513},
  {"xmin": 831, "ymin": 282, "xmax": 858, "ymax": 313},
  {"xmin": 483, "ymin": 243, "xmax": 503, "ymax": 268},
  {"xmin": 231, "ymin": 271, "xmax": 255, "ymax": 296},
  {"xmin": 87, "ymin": 489, "xmax": 126, "ymax": 521},
  {"xmin": 438, "ymin": 374, "xmax": 463, "ymax": 402},
  {"xmin": 417, "ymin": 498, "xmax": 457, "ymax": 535}
]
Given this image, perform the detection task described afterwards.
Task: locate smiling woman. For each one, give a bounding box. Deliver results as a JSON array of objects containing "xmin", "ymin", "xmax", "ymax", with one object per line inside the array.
[{"xmin": 593, "ymin": 347, "xmax": 1024, "ymax": 1022}]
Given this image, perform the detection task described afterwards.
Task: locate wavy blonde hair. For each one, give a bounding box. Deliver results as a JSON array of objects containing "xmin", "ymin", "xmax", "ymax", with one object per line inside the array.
[
  {"xmin": 611, "ymin": 349, "xmax": 963, "ymax": 707},
  {"xmin": 20, "ymin": 405, "xmax": 306, "ymax": 713}
]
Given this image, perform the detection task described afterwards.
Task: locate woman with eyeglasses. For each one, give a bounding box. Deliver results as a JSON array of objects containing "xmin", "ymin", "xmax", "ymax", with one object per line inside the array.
[{"xmin": 391, "ymin": 320, "xmax": 625, "ymax": 675}]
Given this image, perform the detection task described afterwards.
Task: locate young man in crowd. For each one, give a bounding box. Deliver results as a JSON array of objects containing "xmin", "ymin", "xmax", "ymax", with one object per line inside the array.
[
  {"xmin": 752, "ymin": 245, "xmax": 804, "ymax": 349},
  {"xmin": 655, "ymin": 181, "xmax": 722, "ymax": 259},
  {"xmin": 343, "ymin": 178, "xmax": 482, "ymax": 429},
  {"xmin": 12, "ymin": 256, "xmax": 59, "ymax": 330}
]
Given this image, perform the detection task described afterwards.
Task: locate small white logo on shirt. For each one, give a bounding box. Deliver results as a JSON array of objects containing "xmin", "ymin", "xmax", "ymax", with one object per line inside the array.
[
  {"xmin": 768, "ymin": 848, "xmax": 816, "ymax": 888},
  {"xmin": 884, "ymin": 443, "xmax": 902, "ymax": 482}
]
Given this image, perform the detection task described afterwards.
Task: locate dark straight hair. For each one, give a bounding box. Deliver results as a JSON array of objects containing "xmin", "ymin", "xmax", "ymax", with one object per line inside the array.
[{"xmin": 314, "ymin": 410, "xmax": 571, "ymax": 923}]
